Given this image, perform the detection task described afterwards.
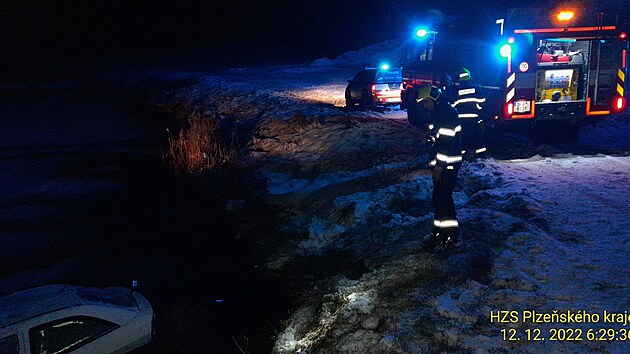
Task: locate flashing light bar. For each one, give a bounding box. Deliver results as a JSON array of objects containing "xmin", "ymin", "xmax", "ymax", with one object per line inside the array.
[
  {"xmin": 514, "ymin": 26, "xmax": 616, "ymax": 34},
  {"xmin": 416, "ymin": 29, "xmax": 429, "ymax": 37},
  {"xmin": 566, "ymin": 26, "xmax": 616, "ymax": 32},
  {"xmin": 556, "ymin": 11, "xmax": 575, "ymax": 22}
]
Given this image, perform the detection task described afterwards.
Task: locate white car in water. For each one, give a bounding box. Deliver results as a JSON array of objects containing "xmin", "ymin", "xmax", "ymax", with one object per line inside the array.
[{"xmin": 0, "ymin": 285, "xmax": 153, "ymax": 354}]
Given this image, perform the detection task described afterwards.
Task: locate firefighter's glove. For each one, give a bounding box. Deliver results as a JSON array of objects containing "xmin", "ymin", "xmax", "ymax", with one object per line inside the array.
[{"xmin": 432, "ymin": 166, "xmax": 443, "ymax": 183}]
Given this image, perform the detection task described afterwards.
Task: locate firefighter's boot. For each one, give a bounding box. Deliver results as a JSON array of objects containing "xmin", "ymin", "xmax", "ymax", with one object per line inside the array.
[
  {"xmin": 431, "ymin": 229, "xmax": 463, "ymax": 253},
  {"xmin": 422, "ymin": 232, "xmax": 444, "ymax": 252}
]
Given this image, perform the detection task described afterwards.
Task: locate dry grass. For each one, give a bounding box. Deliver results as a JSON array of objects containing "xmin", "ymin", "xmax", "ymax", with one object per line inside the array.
[{"xmin": 164, "ymin": 113, "xmax": 237, "ymax": 173}]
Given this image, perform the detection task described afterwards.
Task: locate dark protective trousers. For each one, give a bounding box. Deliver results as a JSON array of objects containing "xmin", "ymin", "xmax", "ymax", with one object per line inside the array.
[
  {"xmin": 432, "ymin": 163, "xmax": 461, "ymax": 235},
  {"xmin": 461, "ymin": 119, "xmax": 485, "ymax": 155}
]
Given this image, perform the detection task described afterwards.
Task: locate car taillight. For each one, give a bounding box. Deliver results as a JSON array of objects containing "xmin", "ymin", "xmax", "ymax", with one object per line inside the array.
[
  {"xmin": 614, "ymin": 97, "xmax": 626, "ymax": 111},
  {"xmin": 371, "ymin": 84, "xmax": 376, "ymax": 92},
  {"xmin": 506, "ymin": 102, "xmax": 514, "ymax": 115}
]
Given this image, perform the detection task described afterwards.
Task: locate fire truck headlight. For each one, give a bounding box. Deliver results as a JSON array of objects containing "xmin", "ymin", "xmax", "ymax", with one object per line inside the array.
[{"xmin": 500, "ymin": 44, "xmax": 512, "ymax": 58}]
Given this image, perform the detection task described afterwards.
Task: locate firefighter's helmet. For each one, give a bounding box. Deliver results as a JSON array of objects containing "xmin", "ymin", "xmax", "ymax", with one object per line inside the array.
[
  {"xmin": 458, "ymin": 68, "xmax": 472, "ymax": 81},
  {"xmin": 416, "ymin": 85, "xmax": 441, "ymax": 102}
]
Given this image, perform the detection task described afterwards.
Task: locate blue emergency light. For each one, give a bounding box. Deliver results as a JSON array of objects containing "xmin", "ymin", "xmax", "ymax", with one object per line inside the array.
[{"xmin": 416, "ymin": 28, "xmax": 429, "ymax": 38}]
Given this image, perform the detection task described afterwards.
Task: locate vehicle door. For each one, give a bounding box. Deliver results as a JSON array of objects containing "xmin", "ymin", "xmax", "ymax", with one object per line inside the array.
[{"xmin": 589, "ymin": 40, "xmax": 624, "ymax": 109}]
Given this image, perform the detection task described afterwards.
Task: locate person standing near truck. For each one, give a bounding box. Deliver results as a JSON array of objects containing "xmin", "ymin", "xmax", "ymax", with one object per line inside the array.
[
  {"xmin": 452, "ymin": 68, "xmax": 486, "ymax": 161},
  {"xmin": 416, "ymin": 85, "xmax": 463, "ymax": 252}
]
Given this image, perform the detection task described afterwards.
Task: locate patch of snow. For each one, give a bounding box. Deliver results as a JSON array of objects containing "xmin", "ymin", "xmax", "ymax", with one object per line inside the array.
[
  {"xmin": 345, "ymin": 291, "xmax": 374, "ymax": 315},
  {"xmin": 469, "ymin": 155, "xmax": 630, "ymax": 352},
  {"xmin": 384, "ymin": 213, "xmax": 433, "ymax": 229},
  {"xmin": 155, "ymin": 36, "xmax": 630, "ymax": 353},
  {"xmin": 299, "ymin": 218, "xmax": 347, "ymax": 254},
  {"xmin": 264, "ymin": 159, "xmax": 424, "ymax": 195},
  {"xmin": 334, "ymin": 175, "xmax": 432, "ymax": 224}
]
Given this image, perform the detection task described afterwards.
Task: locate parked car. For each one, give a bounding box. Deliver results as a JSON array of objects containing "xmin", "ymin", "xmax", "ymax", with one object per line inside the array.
[
  {"xmin": 0, "ymin": 285, "xmax": 153, "ymax": 354},
  {"xmin": 345, "ymin": 66, "xmax": 403, "ymax": 109}
]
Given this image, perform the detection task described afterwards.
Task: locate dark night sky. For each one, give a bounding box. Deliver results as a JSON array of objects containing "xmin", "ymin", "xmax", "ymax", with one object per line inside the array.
[
  {"xmin": 1, "ymin": 0, "xmax": 627, "ymax": 80},
  {"xmin": 2, "ymin": 0, "xmax": 400, "ymax": 76}
]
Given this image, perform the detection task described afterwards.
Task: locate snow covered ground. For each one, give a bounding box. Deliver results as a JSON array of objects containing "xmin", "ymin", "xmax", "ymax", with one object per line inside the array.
[
  {"xmin": 155, "ymin": 40, "xmax": 630, "ymax": 352},
  {"xmin": 479, "ymin": 154, "xmax": 630, "ymax": 353}
]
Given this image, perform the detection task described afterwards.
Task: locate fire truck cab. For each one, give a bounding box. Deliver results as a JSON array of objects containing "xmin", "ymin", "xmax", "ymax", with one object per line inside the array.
[
  {"xmin": 400, "ymin": 5, "xmax": 629, "ymax": 134},
  {"xmin": 497, "ymin": 7, "xmax": 628, "ymax": 125}
]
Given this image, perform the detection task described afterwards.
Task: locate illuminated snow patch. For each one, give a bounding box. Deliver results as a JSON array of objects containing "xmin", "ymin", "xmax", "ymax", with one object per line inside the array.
[{"xmin": 264, "ymin": 159, "xmax": 424, "ymax": 195}]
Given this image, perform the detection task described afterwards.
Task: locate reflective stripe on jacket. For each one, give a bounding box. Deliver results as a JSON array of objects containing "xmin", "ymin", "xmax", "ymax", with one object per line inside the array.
[
  {"xmin": 428, "ymin": 99, "xmax": 462, "ymax": 168},
  {"xmin": 451, "ymin": 83, "xmax": 485, "ymax": 120}
]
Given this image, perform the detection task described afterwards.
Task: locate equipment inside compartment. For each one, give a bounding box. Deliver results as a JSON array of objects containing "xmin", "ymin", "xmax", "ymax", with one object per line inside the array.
[
  {"xmin": 535, "ymin": 39, "xmax": 591, "ymax": 102},
  {"xmin": 536, "ymin": 39, "xmax": 589, "ymax": 65},
  {"xmin": 536, "ymin": 68, "xmax": 579, "ymax": 101}
]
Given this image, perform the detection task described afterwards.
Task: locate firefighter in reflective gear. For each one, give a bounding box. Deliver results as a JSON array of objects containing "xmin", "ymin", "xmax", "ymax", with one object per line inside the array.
[
  {"xmin": 416, "ymin": 85, "xmax": 463, "ymax": 252},
  {"xmin": 452, "ymin": 68, "xmax": 486, "ymax": 161}
]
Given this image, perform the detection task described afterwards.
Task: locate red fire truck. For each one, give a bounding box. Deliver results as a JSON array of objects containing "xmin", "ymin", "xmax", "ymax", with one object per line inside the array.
[
  {"xmin": 497, "ymin": 7, "xmax": 628, "ymax": 124},
  {"xmin": 402, "ymin": 6, "xmax": 629, "ymax": 132}
]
